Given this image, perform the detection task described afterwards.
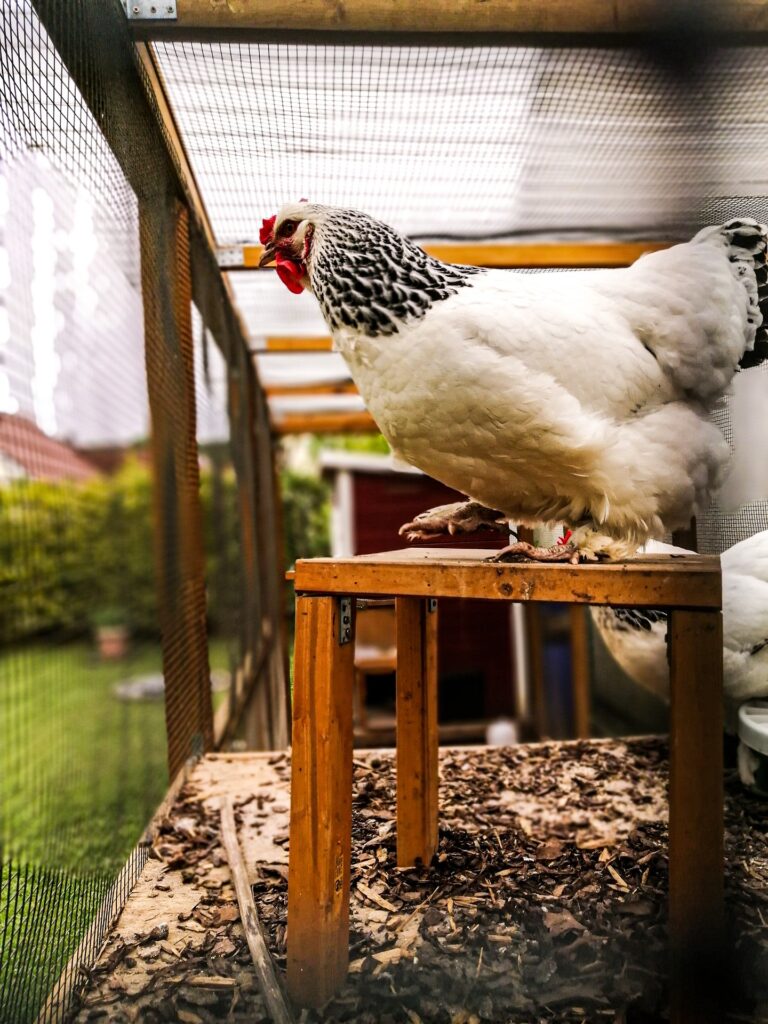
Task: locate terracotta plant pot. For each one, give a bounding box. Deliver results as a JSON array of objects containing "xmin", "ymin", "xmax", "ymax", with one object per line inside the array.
[{"xmin": 96, "ymin": 625, "xmax": 130, "ymax": 661}]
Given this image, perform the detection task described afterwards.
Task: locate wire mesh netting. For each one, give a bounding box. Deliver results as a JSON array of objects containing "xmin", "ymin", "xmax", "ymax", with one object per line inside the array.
[
  {"xmin": 152, "ymin": 41, "xmax": 768, "ymax": 246},
  {"xmin": 0, "ymin": 2, "xmax": 286, "ymax": 1020},
  {"xmin": 150, "ymin": 34, "xmax": 768, "ymax": 757},
  {"xmin": 2, "ymin": 2, "xmax": 768, "ymax": 1018},
  {"xmin": 0, "ymin": 3, "xmax": 168, "ymax": 1020},
  {"xmin": 193, "ymin": 308, "xmax": 251, "ymax": 729},
  {"xmin": 153, "ymin": 40, "xmax": 768, "ymax": 479}
]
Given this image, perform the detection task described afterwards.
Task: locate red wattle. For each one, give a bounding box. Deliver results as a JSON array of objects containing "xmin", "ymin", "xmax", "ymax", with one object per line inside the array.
[
  {"xmin": 275, "ymin": 256, "xmax": 305, "ymax": 295},
  {"xmin": 259, "ymin": 214, "xmax": 276, "ymax": 244}
]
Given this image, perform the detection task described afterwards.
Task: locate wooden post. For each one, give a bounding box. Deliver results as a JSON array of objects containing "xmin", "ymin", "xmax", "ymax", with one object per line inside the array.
[
  {"xmin": 524, "ymin": 604, "xmax": 547, "ymax": 738},
  {"xmin": 140, "ymin": 196, "xmax": 212, "ymax": 777},
  {"xmin": 668, "ymin": 608, "xmax": 725, "ymax": 1024},
  {"xmin": 516, "ymin": 527, "xmax": 548, "ymax": 739},
  {"xmin": 287, "ymin": 595, "xmax": 355, "ymax": 1007},
  {"xmin": 396, "ymin": 597, "xmax": 439, "ymax": 867},
  {"xmin": 569, "ymin": 605, "xmax": 591, "ymax": 738},
  {"xmin": 672, "ymin": 516, "xmax": 698, "ymax": 553}
]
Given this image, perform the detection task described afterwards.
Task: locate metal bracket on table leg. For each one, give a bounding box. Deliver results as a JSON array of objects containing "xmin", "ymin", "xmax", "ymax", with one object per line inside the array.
[
  {"xmin": 427, "ymin": 598, "xmax": 438, "ymax": 613},
  {"xmin": 338, "ymin": 597, "xmax": 353, "ymax": 645}
]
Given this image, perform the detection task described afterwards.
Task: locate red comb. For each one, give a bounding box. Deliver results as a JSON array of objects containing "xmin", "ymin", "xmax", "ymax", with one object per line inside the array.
[{"xmin": 259, "ymin": 214, "xmax": 276, "ymax": 245}]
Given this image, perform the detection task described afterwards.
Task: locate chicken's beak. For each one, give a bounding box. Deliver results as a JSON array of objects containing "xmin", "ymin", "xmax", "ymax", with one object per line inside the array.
[{"xmin": 258, "ymin": 242, "xmax": 276, "ymax": 268}]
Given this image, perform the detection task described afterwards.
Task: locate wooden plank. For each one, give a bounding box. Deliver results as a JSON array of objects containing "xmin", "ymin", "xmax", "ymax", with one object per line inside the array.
[
  {"xmin": 396, "ymin": 598, "xmax": 439, "ymax": 867},
  {"xmin": 294, "ymin": 549, "xmax": 722, "ymax": 608},
  {"xmin": 133, "ymin": 0, "xmax": 768, "ymax": 40},
  {"xmin": 427, "ymin": 241, "xmax": 670, "ymax": 267},
  {"xmin": 234, "ymin": 241, "xmax": 670, "ymax": 271},
  {"xmin": 272, "ymin": 411, "xmax": 379, "ymax": 435},
  {"xmin": 569, "ymin": 605, "xmax": 591, "ymax": 738},
  {"xmin": 668, "ymin": 608, "xmax": 725, "ymax": 1024},
  {"xmin": 264, "ymin": 336, "xmax": 334, "ymax": 351},
  {"xmin": 265, "ymin": 381, "xmax": 358, "ymax": 397},
  {"xmin": 219, "ymin": 798, "xmax": 295, "ymax": 1024},
  {"xmin": 287, "ymin": 596, "xmax": 355, "ymax": 1007}
]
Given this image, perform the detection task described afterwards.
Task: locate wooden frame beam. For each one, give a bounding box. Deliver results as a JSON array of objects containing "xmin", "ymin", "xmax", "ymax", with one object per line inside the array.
[
  {"xmin": 131, "ymin": 1, "xmax": 768, "ymax": 44},
  {"xmin": 229, "ymin": 241, "xmax": 671, "ymax": 272},
  {"xmin": 134, "ymin": 39, "xmax": 291, "ymax": 745},
  {"xmin": 136, "ymin": 41, "xmax": 260, "ymax": 361},
  {"xmin": 264, "ymin": 381, "xmax": 358, "ymax": 397},
  {"xmin": 294, "ymin": 548, "xmax": 722, "ymax": 608},
  {"xmin": 135, "ymin": 43, "xmax": 217, "ymax": 252},
  {"xmin": 260, "ymin": 336, "xmax": 334, "ymax": 352},
  {"xmin": 272, "ymin": 411, "xmax": 378, "ymax": 435}
]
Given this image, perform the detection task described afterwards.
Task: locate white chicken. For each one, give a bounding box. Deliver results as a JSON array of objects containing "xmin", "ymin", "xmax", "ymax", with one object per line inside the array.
[
  {"xmin": 259, "ymin": 204, "xmax": 768, "ymax": 560},
  {"xmin": 592, "ymin": 531, "xmax": 768, "ymax": 784}
]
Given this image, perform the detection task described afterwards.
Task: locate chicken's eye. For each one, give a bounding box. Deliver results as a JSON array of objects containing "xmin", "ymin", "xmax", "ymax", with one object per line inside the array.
[{"xmin": 278, "ymin": 220, "xmax": 298, "ymax": 238}]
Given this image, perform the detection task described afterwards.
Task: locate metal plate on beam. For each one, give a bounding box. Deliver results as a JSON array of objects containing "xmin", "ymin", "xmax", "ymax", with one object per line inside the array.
[
  {"xmin": 339, "ymin": 597, "xmax": 353, "ymax": 645},
  {"xmin": 123, "ymin": 1, "xmax": 177, "ymax": 19}
]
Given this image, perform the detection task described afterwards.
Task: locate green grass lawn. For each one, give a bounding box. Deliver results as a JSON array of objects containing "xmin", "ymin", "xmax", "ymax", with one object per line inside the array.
[{"xmin": 0, "ymin": 635, "xmax": 231, "ymax": 1023}]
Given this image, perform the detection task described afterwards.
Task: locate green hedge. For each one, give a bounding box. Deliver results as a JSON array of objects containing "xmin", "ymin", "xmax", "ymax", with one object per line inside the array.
[
  {"xmin": 0, "ymin": 459, "xmax": 330, "ymax": 646},
  {"xmin": 281, "ymin": 468, "xmax": 331, "ymax": 569},
  {"xmin": 0, "ymin": 460, "xmax": 156, "ymax": 643}
]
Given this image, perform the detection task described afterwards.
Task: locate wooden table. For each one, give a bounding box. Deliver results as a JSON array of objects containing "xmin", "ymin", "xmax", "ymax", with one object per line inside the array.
[{"xmin": 287, "ymin": 548, "xmax": 725, "ymax": 1022}]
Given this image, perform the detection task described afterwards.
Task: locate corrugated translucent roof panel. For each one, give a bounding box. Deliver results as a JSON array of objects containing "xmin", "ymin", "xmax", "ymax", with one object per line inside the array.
[
  {"xmin": 254, "ymin": 353, "xmax": 350, "ymax": 387},
  {"xmin": 153, "ymin": 42, "xmax": 768, "ymax": 246},
  {"xmin": 227, "ymin": 271, "xmax": 327, "ymax": 340}
]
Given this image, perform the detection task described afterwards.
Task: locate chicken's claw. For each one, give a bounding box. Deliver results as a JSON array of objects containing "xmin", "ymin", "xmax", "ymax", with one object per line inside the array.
[
  {"xmin": 486, "ymin": 541, "xmax": 588, "ymax": 564},
  {"xmin": 399, "ymin": 501, "xmax": 509, "ymax": 541}
]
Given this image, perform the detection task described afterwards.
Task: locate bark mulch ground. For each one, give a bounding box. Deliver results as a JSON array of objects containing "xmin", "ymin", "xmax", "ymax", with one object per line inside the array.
[{"xmin": 72, "ymin": 739, "xmax": 768, "ymax": 1024}]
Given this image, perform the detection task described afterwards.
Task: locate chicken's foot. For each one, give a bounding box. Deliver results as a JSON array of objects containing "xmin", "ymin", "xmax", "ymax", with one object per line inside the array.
[
  {"xmin": 399, "ymin": 500, "xmax": 509, "ymax": 541},
  {"xmin": 486, "ymin": 541, "xmax": 595, "ymax": 565}
]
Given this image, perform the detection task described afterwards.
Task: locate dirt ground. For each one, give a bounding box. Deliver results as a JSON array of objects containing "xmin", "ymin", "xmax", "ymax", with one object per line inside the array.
[{"xmin": 72, "ymin": 739, "xmax": 768, "ymax": 1024}]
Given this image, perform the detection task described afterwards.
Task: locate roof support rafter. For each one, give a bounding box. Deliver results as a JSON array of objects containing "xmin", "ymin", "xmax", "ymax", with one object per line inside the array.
[
  {"xmin": 225, "ymin": 241, "xmax": 672, "ymax": 272},
  {"xmin": 272, "ymin": 412, "xmax": 378, "ymax": 434}
]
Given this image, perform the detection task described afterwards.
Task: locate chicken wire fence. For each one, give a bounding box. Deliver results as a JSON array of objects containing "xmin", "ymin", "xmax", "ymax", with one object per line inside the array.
[
  {"xmin": 152, "ymin": 40, "xmax": 768, "ymax": 244},
  {"xmin": 0, "ymin": 1, "xmax": 286, "ymax": 1021},
  {"xmin": 2, "ymin": 0, "xmax": 768, "ymax": 1019}
]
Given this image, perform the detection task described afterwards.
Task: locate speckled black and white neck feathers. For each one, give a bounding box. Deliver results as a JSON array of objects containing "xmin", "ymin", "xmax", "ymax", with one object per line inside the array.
[{"xmin": 306, "ymin": 207, "xmax": 482, "ymax": 337}]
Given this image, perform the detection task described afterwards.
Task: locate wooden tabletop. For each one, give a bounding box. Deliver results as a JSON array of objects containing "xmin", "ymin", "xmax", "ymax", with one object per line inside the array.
[{"xmin": 293, "ymin": 547, "xmax": 722, "ymax": 607}]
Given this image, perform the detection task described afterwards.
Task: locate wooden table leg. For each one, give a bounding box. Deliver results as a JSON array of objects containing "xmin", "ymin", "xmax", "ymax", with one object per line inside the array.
[
  {"xmin": 668, "ymin": 608, "xmax": 725, "ymax": 1024},
  {"xmin": 569, "ymin": 605, "xmax": 591, "ymax": 738},
  {"xmin": 287, "ymin": 595, "xmax": 355, "ymax": 1007},
  {"xmin": 524, "ymin": 604, "xmax": 548, "ymax": 739},
  {"xmin": 396, "ymin": 596, "xmax": 439, "ymax": 867}
]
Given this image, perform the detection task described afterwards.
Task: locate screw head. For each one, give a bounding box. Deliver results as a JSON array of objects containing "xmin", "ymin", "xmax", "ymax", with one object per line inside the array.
[
  {"xmin": 167, "ymin": 4, "xmax": 174, "ymax": 11},
  {"xmin": 132, "ymin": 5, "xmax": 139, "ymax": 11}
]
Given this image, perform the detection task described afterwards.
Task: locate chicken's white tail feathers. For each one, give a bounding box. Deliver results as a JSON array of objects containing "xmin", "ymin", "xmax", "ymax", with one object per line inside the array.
[{"xmin": 718, "ymin": 218, "xmax": 768, "ymax": 368}]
